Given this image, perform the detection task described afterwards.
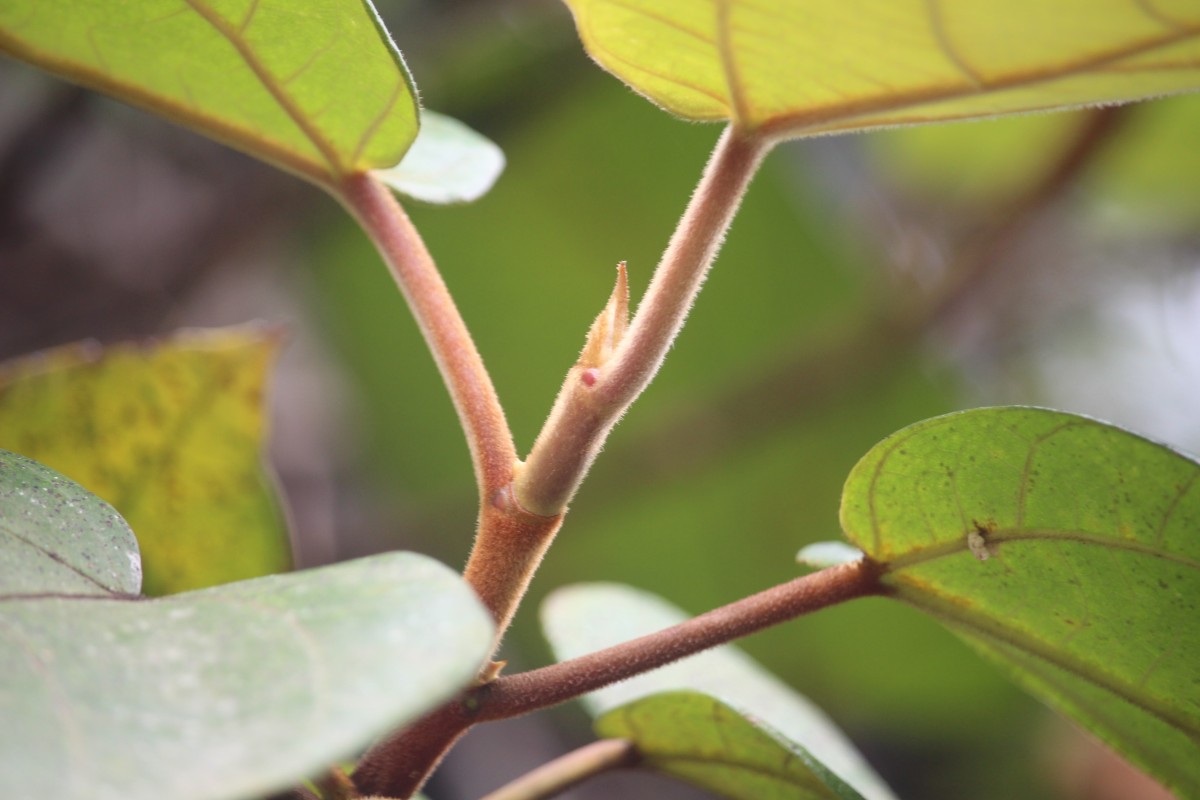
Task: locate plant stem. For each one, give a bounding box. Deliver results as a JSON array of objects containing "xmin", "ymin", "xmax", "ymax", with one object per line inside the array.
[
  {"xmin": 591, "ymin": 107, "xmax": 1129, "ymax": 490},
  {"xmin": 514, "ymin": 125, "xmax": 769, "ymax": 516},
  {"xmin": 337, "ymin": 173, "xmax": 517, "ymax": 498},
  {"xmin": 352, "ymin": 560, "xmax": 880, "ymax": 798},
  {"xmin": 479, "ymin": 739, "xmax": 640, "ymax": 800},
  {"xmin": 474, "ymin": 558, "xmax": 881, "ymax": 720}
]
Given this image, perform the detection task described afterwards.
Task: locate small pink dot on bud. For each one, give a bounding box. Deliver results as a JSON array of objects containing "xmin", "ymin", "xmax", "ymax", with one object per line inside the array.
[{"xmin": 581, "ymin": 368, "xmax": 600, "ymax": 387}]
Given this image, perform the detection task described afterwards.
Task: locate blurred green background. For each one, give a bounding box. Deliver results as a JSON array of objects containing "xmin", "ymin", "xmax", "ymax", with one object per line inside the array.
[{"xmin": 2, "ymin": 1, "xmax": 1198, "ymax": 798}]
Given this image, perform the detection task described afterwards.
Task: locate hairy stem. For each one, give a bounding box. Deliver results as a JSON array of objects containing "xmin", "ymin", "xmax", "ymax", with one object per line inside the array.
[
  {"xmin": 592, "ymin": 107, "xmax": 1130, "ymax": 489},
  {"xmin": 337, "ymin": 173, "xmax": 517, "ymax": 497},
  {"xmin": 475, "ymin": 558, "xmax": 881, "ymax": 720},
  {"xmin": 479, "ymin": 739, "xmax": 640, "ymax": 800},
  {"xmin": 514, "ymin": 125, "xmax": 769, "ymax": 516}
]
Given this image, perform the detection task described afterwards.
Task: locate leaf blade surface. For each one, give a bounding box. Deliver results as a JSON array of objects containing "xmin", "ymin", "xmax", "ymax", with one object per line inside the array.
[
  {"xmin": 839, "ymin": 406, "xmax": 1200, "ymax": 795},
  {"xmin": 561, "ymin": 0, "xmax": 1200, "ymax": 136},
  {"xmin": 597, "ymin": 691, "xmax": 866, "ymax": 800},
  {"xmin": 0, "ymin": 327, "xmax": 290, "ymax": 595},
  {"xmin": 0, "ymin": 0, "xmax": 418, "ymax": 181}
]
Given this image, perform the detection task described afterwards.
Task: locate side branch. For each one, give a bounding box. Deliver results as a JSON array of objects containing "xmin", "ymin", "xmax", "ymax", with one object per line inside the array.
[
  {"xmin": 337, "ymin": 173, "xmax": 517, "ymax": 496},
  {"xmin": 476, "ymin": 558, "xmax": 881, "ymax": 721},
  {"xmin": 514, "ymin": 125, "xmax": 769, "ymax": 516}
]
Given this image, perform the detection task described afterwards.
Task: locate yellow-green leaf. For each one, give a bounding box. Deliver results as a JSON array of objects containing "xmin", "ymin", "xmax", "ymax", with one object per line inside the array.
[
  {"xmin": 0, "ymin": 326, "xmax": 289, "ymax": 596},
  {"xmin": 840, "ymin": 407, "xmax": 1200, "ymax": 796},
  {"xmin": 0, "ymin": 0, "xmax": 418, "ymax": 183},
  {"xmin": 561, "ymin": 0, "xmax": 1200, "ymax": 137}
]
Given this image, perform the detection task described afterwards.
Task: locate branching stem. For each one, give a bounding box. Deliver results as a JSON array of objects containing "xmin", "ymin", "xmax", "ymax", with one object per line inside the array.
[
  {"xmin": 514, "ymin": 125, "xmax": 770, "ymax": 516},
  {"xmin": 351, "ymin": 560, "xmax": 881, "ymax": 798},
  {"xmin": 475, "ymin": 558, "xmax": 881, "ymax": 720},
  {"xmin": 346, "ymin": 126, "xmax": 774, "ymax": 798}
]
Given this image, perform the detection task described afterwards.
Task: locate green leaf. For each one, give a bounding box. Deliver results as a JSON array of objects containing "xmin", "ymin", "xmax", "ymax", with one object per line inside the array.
[
  {"xmin": 839, "ymin": 406, "xmax": 1200, "ymax": 796},
  {"xmin": 542, "ymin": 584, "xmax": 896, "ymax": 800},
  {"xmin": 560, "ymin": 0, "xmax": 1200, "ymax": 137},
  {"xmin": 0, "ymin": 452, "xmax": 494, "ymax": 800},
  {"xmin": 0, "ymin": 450, "xmax": 141, "ymax": 597},
  {"xmin": 598, "ymin": 691, "xmax": 865, "ymax": 800},
  {"xmin": 0, "ymin": 0, "xmax": 418, "ymax": 183},
  {"xmin": 375, "ymin": 110, "xmax": 506, "ymax": 204},
  {"xmin": 0, "ymin": 327, "xmax": 290, "ymax": 596}
]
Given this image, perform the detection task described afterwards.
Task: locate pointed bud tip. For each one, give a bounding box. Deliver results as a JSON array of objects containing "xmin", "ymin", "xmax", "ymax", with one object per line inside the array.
[{"xmin": 578, "ymin": 262, "xmax": 632, "ymax": 369}]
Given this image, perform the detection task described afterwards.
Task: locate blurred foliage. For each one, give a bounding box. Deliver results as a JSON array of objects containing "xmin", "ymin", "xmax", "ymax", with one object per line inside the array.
[
  {"xmin": 869, "ymin": 93, "xmax": 1200, "ymax": 227},
  {"xmin": 0, "ymin": 327, "xmax": 290, "ymax": 596}
]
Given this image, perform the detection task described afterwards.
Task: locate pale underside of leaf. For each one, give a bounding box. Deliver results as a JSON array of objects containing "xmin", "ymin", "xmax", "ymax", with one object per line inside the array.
[
  {"xmin": 563, "ymin": 0, "xmax": 1200, "ymax": 138},
  {"xmin": 839, "ymin": 406, "xmax": 1200, "ymax": 793},
  {"xmin": 0, "ymin": 0, "xmax": 418, "ymax": 183},
  {"xmin": 374, "ymin": 110, "xmax": 507, "ymax": 204},
  {"xmin": 0, "ymin": 553, "xmax": 493, "ymax": 800}
]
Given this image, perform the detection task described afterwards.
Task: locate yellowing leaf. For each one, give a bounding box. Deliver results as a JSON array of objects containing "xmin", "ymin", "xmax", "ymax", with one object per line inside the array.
[
  {"xmin": 561, "ymin": 0, "xmax": 1200, "ymax": 137},
  {"xmin": 0, "ymin": 0, "xmax": 418, "ymax": 183},
  {"xmin": 0, "ymin": 326, "xmax": 289, "ymax": 595}
]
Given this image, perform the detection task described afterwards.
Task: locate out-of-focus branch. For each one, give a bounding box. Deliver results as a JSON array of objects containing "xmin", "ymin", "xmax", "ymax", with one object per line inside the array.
[{"xmin": 478, "ymin": 739, "xmax": 640, "ymax": 800}]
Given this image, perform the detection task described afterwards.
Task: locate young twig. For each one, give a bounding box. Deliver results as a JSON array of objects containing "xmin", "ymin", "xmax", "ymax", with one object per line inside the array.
[
  {"xmin": 337, "ymin": 173, "xmax": 517, "ymax": 498},
  {"xmin": 350, "ymin": 126, "xmax": 772, "ymax": 797},
  {"xmin": 339, "ymin": 173, "xmax": 563, "ymax": 643},
  {"xmin": 514, "ymin": 125, "xmax": 769, "ymax": 517},
  {"xmin": 474, "ymin": 558, "xmax": 882, "ymax": 721},
  {"xmin": 479, "ymin": 739, "xmax": 640, "ymax": 800},
  {"xmin": 592, "ymin": 107, "xmax": 1130, "ymax": 487}
]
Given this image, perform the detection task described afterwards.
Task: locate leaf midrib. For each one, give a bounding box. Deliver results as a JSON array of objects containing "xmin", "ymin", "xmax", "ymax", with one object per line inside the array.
[
  {"xmin": 889, "ymin": 579, "xmax": 1200, "ymax": 738},
  {"xmin": 880, "ymin": 527, "xmax": 1200, "ymax": 572},
  {"xmin": 761, "ymin": 21, "xmax": 1200, "ymax": 137},
  {"xmin": 178, "ymin": 0, "xmax": 345, "ymax": 174}
]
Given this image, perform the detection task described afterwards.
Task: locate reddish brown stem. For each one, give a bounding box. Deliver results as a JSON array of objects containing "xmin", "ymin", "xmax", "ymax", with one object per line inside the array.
[
  {"xmin": 351, "ymin": 560, "xmax": 881, "ymax": 798},
  {"xmin": 475, "ymin": 558, "xmax": 881, "ymax": 720}
]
